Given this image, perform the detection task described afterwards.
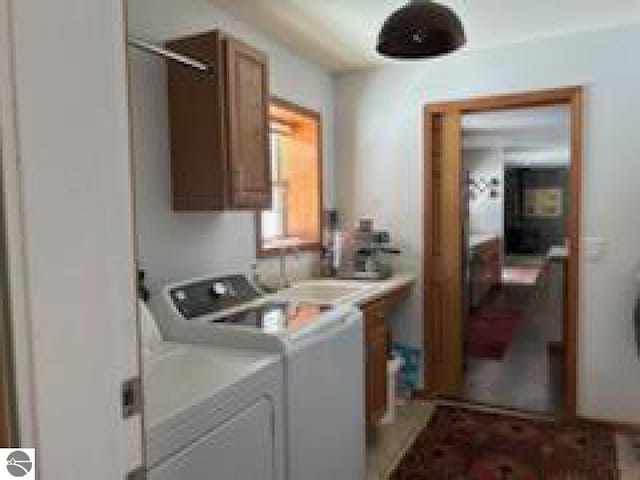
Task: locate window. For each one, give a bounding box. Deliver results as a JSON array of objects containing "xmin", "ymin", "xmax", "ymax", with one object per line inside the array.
[{"xmin": 256, "ymin": 98, "xmax": 322, "ymax": 256}]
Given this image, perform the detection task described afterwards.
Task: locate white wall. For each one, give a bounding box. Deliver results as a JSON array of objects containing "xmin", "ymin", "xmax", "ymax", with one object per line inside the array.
[
  {"xmin": 127, "ymin": 0, "xmax": 336, "ymax": 295},
  {"xmin": 336, "ymin": 24, "xmax": 640, "ymax": 423},
  {"xmin": 5, "ymin": 0, "xmax": 141, "ymax": 477},
  {"xmin": 466, "ymin": 148, "xmax": 504, "ymax": 237}
]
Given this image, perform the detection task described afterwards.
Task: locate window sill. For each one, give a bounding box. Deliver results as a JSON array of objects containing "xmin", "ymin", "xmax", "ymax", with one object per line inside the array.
[{"xmin": 257, "ymin": 237, "xmax": 322, "ymax": 258}]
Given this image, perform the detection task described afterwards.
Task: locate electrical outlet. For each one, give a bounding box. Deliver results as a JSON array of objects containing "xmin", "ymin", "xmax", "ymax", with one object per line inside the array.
[{"xmin": 584, "ymin": 237, "xmax": 607, "ymax": 263}]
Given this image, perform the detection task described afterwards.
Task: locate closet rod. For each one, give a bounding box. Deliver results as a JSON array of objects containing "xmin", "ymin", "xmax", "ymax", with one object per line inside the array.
[{"xmin": 127, "ymin": 37, "xmax": 213, "ymax": 76}]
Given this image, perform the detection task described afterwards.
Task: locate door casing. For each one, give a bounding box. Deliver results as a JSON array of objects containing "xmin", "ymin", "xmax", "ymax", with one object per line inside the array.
[{"xmin": 422, "ymin": 86, "xmax": 583, "ymax": 418}]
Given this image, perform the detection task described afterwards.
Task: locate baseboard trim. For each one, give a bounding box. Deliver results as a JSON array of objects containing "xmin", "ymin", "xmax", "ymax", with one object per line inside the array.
[
  {"xmin": 433, "ymin": 398, "xmax": 557, "ymax": 422},
  {"xmin": 416, "ymin": 392, "xmax": 640, "ymax": 433},
  {"xmin": 580, "ymin": 416, "xmax": 640, "ymax": 433},
  {"xmin": 412, "ymin": 389, "xmax": 434, "ymax": 401},
  {"xmin": 548, "ymin": 341, "xmax": 565, "ymax": 355},
  {"xmin": 412, "ymin": 392, "xmax": 556, "ymax": 422}
]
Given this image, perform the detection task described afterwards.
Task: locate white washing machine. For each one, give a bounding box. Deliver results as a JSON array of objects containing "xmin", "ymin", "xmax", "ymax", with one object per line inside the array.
[
  {"xmin": 140, "ymin": 301, "xmax": 285, "ymax": 480},
  {"xmin": 151, "ymin": 275, "xmax": 366, "ymax": 480}
]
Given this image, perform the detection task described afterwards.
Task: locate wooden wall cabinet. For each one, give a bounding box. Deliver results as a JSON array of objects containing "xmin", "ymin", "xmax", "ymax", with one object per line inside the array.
[{"xmin": 167, "ymin": 31, "xmax": 271, "ymax": 211}]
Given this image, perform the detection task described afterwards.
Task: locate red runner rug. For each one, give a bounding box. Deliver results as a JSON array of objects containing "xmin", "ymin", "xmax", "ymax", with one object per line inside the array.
[{"xmin": 466, "ymin": 305, "xmax": 523, "ymax": 360}]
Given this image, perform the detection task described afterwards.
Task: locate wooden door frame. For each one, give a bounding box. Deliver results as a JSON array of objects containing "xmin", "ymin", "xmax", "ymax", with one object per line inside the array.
[{"xmin": 423, "ymin": 86, "xmax": 583, "ymax": 418}]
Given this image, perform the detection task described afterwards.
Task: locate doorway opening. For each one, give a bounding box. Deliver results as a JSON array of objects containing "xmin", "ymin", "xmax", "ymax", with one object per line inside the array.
[
  {"xmin": 463, "ymin": 106, "xmax": 569, "ymax": 415},
  {"xmin": 423, "ymin": 87, "xmax": 582, "ymax": 418}
]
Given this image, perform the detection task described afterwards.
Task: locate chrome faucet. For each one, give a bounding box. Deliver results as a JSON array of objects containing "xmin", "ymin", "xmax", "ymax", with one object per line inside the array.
[{"xmin": 279, "ymin": 244, "xmax": 301, "ymax": 290}]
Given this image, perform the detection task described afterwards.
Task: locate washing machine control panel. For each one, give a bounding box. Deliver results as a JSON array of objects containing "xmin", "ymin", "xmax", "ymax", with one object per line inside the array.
[
  {"xmin": 169, "ymin": 275, "xmax": 260, "ymax": 320},
  {"xmin": 211, "ymin": 282, "xmax": 228, "ymax": 297}
]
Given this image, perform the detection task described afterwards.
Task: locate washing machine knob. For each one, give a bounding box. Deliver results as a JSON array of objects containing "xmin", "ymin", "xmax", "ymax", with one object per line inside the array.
[{"xmin": 211, "ymin": 282, "xmax": 228, "ymax": 297}]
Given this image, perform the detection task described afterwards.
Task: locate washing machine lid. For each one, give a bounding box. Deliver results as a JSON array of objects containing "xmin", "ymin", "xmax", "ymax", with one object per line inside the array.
[{"xmin": 143, "ymin": 344, "xmax": 282, "ymax": 466}]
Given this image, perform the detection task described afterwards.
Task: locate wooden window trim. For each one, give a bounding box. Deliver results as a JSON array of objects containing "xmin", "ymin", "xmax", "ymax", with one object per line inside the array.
[{"xmin": 255, "ymin": 97, "xmax": 323, "ymax": 258}]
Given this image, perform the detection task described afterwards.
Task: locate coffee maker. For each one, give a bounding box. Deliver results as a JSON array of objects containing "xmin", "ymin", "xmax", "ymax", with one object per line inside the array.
[{"xmin": 337, "ymin": 219, "xmax": 400, "ymax": 280}]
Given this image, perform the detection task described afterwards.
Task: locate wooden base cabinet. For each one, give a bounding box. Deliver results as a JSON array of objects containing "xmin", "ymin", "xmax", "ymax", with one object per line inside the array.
[
  {"xmin": 167, "ymin": 30, "xmax": 271, "ymax": 211},
  {"xmin": 470, "ymin": 237, "xmax": 501, "ymax": 308},
  {"xmin": 363, "ymin": 285, "xmax": 411, "ymax": 426},
  {"xmin": 364, "ymin": 299, "xmax": 388, "ymax": 425}
]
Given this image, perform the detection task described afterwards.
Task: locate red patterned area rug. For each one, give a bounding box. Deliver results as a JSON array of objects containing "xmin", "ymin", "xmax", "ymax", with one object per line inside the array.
[{"xmin": 391, "ymin": 406, "xmax": 619, "ymax": 479}]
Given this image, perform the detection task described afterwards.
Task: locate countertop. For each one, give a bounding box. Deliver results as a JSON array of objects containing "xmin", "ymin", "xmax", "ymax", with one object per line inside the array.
[
  {"xmin": 547, "ymin": 245, "xmax": 569, "ymax": 261},
  {"xmin": 283, "ymin": 273, "xmax": 416, "ymax": 307},
  {"xmin": 469, "ymin": 233, "xmax": 500, "ymax": 249},
  {"xmin": 351, "ymin": 272, "xmax": 415, "ymax": 306}
]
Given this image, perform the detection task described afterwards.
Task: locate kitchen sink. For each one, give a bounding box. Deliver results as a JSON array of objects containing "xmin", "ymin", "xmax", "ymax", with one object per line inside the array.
[{"xmin": 274, "ymin": 279, "xmax": 376, "ymax": 304}]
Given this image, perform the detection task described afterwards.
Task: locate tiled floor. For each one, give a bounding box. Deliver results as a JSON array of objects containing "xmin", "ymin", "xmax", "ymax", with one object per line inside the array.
[
  {"xmin": 366, "ymin": 401, "xmax": 434, "ymax": 479},
  {"xmin": 369, "ymin": 258, "xmax": 640, "ymax": 478},
  {"xmin": 618, "ymin": 433, "xmax": 640, "ymax": 479},
  {"xmin": 367, "ymin": 401, "xmax": 640, "ymax": 479},
  {"xmin": 464, "ymin": 259, "xmax": 564, "ymax": 414}
]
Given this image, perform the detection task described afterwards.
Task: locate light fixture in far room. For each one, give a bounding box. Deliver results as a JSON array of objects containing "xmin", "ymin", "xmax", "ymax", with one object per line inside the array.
[{"xmin": 377, "ymin": 0, "xmax": 466, "ymax": 59}]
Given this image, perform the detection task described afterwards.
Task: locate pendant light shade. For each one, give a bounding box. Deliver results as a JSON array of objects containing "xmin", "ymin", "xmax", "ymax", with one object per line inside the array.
[{"xmin": 377, "ymin": 0, "xmax": 466, "ymax": 59}]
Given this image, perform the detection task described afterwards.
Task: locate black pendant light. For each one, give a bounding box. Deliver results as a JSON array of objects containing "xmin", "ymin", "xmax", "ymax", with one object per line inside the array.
[{"xmin": 377, "ymin": 0, "xmax": 466, "ymax": 59}]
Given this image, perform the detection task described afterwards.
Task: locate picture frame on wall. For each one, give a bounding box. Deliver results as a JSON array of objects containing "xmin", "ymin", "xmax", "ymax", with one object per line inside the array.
[{"xmin": 524, "ymin": 188, "xmax": 563, "ymax": 218}]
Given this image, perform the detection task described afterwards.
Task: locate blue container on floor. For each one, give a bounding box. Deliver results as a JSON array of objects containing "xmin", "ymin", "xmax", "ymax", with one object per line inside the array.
[{"xmin": 393, "ymin": 343, "xmax": 421, "ymax": 392}]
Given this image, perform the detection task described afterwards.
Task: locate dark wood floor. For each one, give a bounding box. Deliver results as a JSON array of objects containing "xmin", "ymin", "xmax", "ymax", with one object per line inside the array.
[{"xmin": 463, "ymin": 259, "xmax": 564, "ymax": 414}]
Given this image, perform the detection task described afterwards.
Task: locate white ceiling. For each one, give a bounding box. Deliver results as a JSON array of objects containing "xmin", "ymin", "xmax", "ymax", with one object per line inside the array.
[
  {"xmin": 210, "ymin": 0, "xmax": 640, "ymax": 71},
  {"xmin": 207, "ymin": 0, "xmax": 640, "ymax": 71}
]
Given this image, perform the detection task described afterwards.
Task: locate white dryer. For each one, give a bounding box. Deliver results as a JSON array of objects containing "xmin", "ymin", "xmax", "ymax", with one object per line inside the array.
[{"xmin": 139, "ymin": 301, "xmax": 285, "ymax": 480}]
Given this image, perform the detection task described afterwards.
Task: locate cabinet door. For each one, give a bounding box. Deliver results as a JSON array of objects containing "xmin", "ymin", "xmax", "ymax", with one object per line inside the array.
[
  {"xmin": 364, "ymin": 301, "xmax": 388, "ymax": 425},
  {"xmin": 225, "ymin": 37, "xmax": 271, "ymax": 209},
  {"xmin": 168, "ymin": 31, "xmax": 227, "ymax": 211}
]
